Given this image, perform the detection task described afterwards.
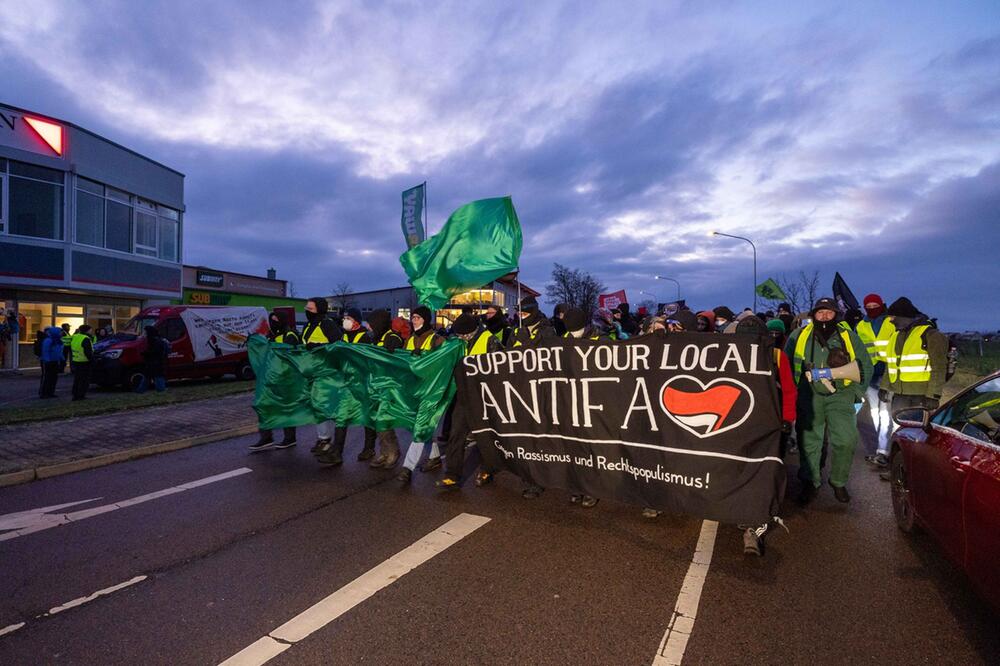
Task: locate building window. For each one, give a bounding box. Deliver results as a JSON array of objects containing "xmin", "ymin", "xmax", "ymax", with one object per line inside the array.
[
  {"xmin": 6, "ymin": 160, "xmax": 64, "ymax": 240},
  {"xmin": 105, "ymin": 198, "xmax": 132, "ymax": 253},
  {"xmin": 135, "ymin": 202, "xmax": 157, "ymax": 257},
  {"xmin": 0, "ymin": 172, "xmax": 5, "ymax": 233},
  {"xmin": 75, "ymin": 181, "xmax": 105, "ymax": 247}
]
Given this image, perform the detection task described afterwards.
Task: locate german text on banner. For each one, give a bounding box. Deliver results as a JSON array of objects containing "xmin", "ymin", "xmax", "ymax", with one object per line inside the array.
[{"xmin": 400, "ymin": 183, "xmax": 426, "ymax": 249}]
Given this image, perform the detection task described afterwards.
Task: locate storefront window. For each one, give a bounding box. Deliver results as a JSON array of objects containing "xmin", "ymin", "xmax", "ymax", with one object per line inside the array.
[
  {"xmin": 15, "ymin": 302, "xmax": 53, "ymax": 368},
  {"xmin": 7, "ymin": 161, "xmax": 64, "ymax": 240},
  {"xmin": 87, "ymin": 305, "xmax": 114, "ymax": 333},
  {"xmin": 0, "ymin": 301, "xmax": 16, "ymax": 370},
  {"xmin": 115, "ymin": 305, "xmax": 140, "ymax": 333},
  {"xmin": 55, "ymin": 304, "xmax": 84, "ymax": 334}
]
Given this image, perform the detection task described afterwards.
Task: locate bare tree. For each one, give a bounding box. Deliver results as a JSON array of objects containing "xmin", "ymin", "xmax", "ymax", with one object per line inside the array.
[
  {"xmin": 762, "ymin": 270, "xmax": 822, "ymax": 314},
  {"xmin": 545, "ymin": 263, "xmax": 605, "ymax": 316},
  {"xmin": 330, "ymin": 281, "xmax": 352, "ymax": 310}
]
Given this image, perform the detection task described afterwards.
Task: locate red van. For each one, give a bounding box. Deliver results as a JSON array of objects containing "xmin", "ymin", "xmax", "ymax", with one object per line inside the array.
[{"xmin": 92, "ymin": 305, "xmax": 270, "ymax": 389}]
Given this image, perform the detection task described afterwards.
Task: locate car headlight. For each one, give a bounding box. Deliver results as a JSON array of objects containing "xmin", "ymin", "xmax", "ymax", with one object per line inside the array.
[{"xmin": 101, "ymin": 349, "xmax": 123, "ymax": 359}]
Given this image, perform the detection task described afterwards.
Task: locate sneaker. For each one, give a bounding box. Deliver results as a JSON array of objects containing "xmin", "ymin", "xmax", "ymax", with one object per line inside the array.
[
  {"xmin": 865, "ymin": 453, "xmax": 889, "ymax": 467},
  {"xmin": 641, "ymin": 507, "xmax": 661, "ymax": 519},
  {"xmin": 580, "ymin": 495, "xmax": 599, "ymax": 509},
  {"xmin": 435, "ymin": 477, "xmax": 460, "ymax": 491},
  {"xmin": 522, "ymin": 485, "xmax": 542, "ymax": 499},
  {"xmin": 743, "ymin": 528, "xmax": 762, "ymax": 556},
  {"xmin": 419, "ymin": 457, "xmax": 442, "ymax": 473},
  {"xmin": 249, "ymin": 440, "xmax": 274, "ymax": 453},
  {"xmin": 397, "ymin": 468, "xmax": 412, "ymax": 485},
  {"xmin": 274, "ymin": 438, "xmax": 296, "ymax": 449},
  {"xmin": 830, "ymin": 482, "xmax": 851, "ymax": 503},
  {"xmin": 474, "ymin": 471, "xmax": 494, "ymax": 487},
  {"xmin": 311, "ymin": 439, "xmax": 330, "ymax": 454},
  {"xmin": 569, "ymin": 494, "xmax": 582, "ymax": 504}
]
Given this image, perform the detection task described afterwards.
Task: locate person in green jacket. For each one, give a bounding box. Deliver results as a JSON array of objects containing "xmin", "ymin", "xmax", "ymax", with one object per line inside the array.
[{"xmin": 785, "ymin": 298, "xmax": 873, "ymax": 504}]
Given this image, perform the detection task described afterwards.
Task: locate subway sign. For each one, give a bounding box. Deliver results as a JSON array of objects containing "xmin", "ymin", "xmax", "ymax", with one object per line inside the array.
[{"xmin": 195, "ymin": 270, "xmax": 226, "ymax": 288}]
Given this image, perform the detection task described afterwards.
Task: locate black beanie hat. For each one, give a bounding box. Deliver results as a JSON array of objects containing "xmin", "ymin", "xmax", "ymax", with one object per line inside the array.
[
  {"xmin": 563, "ymin": 307, "xmax": 588, "ymax": 332},
  {"xmin": 735, "ymin": 315, "xmax": 767, "ymax": 336},
  {"xmin": 368, "ymin": 309, "xmax": 391, "ymax": 335},
  {"xmin": 713, "ymin": 306, "xmax": 735, "ymax": 321},
  {"xmin": 345, "ymin": 307, "xmax": 362, "ymax": 322},
  {"xmin": 309, "ymin": 297, "xmax": 329, "ymax": 315},
  {"xmin": 412, "ymin": 306, "xmax": 432, "ymax": 323},
  {"xmin": 452, "ymin": 313, "xmax": 478, "ymax": 334},
  {"xmin": 520, "ymin": 296, "xmax": 539, "ymax": 313},
  {"xmin": 810, "ymin": 297, "xmax": 838, "ymax": 316},
  {"xmin": 673, "ymin": 310, "xmax": 699, "ymax": 331},
  {"xmin": 887, "ymin": 297, "xmax": 920, "ymax": 318}
]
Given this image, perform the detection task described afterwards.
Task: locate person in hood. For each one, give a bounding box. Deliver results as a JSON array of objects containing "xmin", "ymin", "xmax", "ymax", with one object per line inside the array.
[
  {"xmin": 300, "ymin": 297, "xmax": 345, "ymax": 461},
  {"xmin": 855, "ymin": 293, "xmax": 895, "ymax": 466},
  {"xmin": 250, "ymin": 311, "xmax": 300, "ymax": 452},
  {"xmin": 696, "ymin": 311, "xmax": 716, "ymax": 333},
  {"xmin": 366, "ymin": 309, "xmax": 403, "ymax": 469},
  {"xmin": 713, "ymin": 306, "xmax": 735, "ymax": 331},
  {"xmin": 551, "ymin": 303, "xmax": 570, "ymax": 337},
  {"xmin": 562, "ymin": 307, "xmax": 607, "ymax": 341},
  {"xmin": 38, "ymin": 326, "xmax": 65, "ymax": 398},
  {"xmin": 512, "ymin": 296, "xmax": 556, "ymax": 346},
  {"xmin": 398, "ymin": 306, "xmax": 447, "ymax": 486},
  {"xmin": 435, "ymin": 314, "xmax": 505, "ymax": 492},
  {"xmin": 136, "ymin": 326, "xmax": 169, "ymax": 393},
  {"xmin": 484, "ymin": 305, "xmax": 512, "ymax": 347},
  {"xmin": 615, "ymin": 303, "xmax": 640, "ymax": 336},
  {"xmin": 670, "ymin": 309, "xmax": 699, "ymax": 333},
  {"xmin": 784, "ymin": 297, "xmax": 872, "ymax": 505},
  {"xmin": 593, "ymin": 307, "xmax": 630, "ymax": 340},
  {"xmin": 875, "ymin": 297, "xmax": 948, "ymax": 467}
]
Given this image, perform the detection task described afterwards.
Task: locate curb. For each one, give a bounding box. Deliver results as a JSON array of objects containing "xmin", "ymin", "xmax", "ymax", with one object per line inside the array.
[{"xmin": 0, "ymin": 423, "xmax": 259, "ymax": 488}]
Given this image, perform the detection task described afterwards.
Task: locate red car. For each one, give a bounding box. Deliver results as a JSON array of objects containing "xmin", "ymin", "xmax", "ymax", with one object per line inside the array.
[{"xmin": 889, "ymin": 371, "xmax": 1000, "ymax": 612}]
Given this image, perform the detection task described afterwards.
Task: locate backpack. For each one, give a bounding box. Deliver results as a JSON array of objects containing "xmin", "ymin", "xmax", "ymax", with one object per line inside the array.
[{"xmin": 33, "ymin": 337, "xmax": 43, "ymax": 358}]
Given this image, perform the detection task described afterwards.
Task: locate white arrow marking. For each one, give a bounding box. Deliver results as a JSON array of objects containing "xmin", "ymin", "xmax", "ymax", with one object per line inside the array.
[
  {"xmin": 0, "ymin": 498, "xmax": 102, "ymax": 531},
  {"xmin": 0, "ymin": 468, "xmax": 252, "ymax": 542}
]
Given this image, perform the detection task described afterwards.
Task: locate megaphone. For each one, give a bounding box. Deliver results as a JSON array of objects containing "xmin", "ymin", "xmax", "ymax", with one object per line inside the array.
[{"xmin": 807, "ymin": 362, "xmax": 861, "ymax": 393}]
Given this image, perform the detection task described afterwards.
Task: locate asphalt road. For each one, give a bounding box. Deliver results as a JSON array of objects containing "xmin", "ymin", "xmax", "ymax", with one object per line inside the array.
[{"xmin": 0, "ymin": 426, "xmax": 997, "ymax": 665}]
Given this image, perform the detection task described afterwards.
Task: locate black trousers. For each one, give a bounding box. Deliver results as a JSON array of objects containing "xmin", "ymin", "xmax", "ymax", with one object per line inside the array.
[
  {"xmin": 39, "ymin": 361, "xmax": 60, "ymax": 397},
  {"xmin": 334, "ymin": 426, "xmax": 376, "ymax": 450},
  {"xmin": 71, "ymin": 362, "xmax": 91, "ymax": 400}
]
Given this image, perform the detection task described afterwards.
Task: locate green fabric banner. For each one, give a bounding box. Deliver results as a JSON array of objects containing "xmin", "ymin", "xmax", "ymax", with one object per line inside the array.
[
  {"xmin": 248, "ymin": 335, "xmax": 464, "ymax": 441},
  {"xmin": 399, "ymin": 196, "xmax": 523, "ymax": 310},
  {"xmin": 755, "ymin": 278, "xmax": 788, "ymax": 301},
  {"xmin": 400, "ymin": 183, "xmax": 426, "ymax": 249}
]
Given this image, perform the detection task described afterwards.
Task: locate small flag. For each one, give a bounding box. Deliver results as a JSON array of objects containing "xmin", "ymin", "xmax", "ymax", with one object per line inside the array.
[
  {"xmin": 399, "ymin": 197, "xmax": 522, "ymax": 310},
  {"xmin": 755, "ymin": 278, "xmax": 787, "ymax": 301},
  {"xmin": 832, "ymin": 272, "xmax": 860, "ymax": 313},
  {"xmin": 400, "ymin": 183, "xmax": 426, "ymax": 249}
]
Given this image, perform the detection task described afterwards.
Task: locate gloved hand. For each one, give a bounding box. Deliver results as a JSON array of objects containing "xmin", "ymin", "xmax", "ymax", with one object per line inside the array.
[
  {"xmin": 878, "ymin": 388, "xmax": 890, "ymax": 403},
  {"xmin": 810, "ymin": 367, "xmax": 834, "ymax": 381},
  {"xmin": 781, "ymin": 420, "xmax": 793, "ymax": 435}
]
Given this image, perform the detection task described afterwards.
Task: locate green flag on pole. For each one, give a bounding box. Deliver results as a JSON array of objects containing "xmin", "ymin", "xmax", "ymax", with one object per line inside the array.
[
  {"xmin": 755, "ymin": 278, "xmax": 788, "ymax": 301},
  {"xmin": 399, "ymin": 196, "xmax": 523, "ymax": 310},
  {"xmin": 400, "ymin": 183, "xmax": 426, "ymax": 249}
]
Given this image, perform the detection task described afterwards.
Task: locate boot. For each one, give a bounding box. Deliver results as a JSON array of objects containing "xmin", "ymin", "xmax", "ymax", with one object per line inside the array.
[
  {"xmin": 357, "ymin": 428, "xmax": 376, "ymax": 461},
  {"xmin": 310, "ymin": 438, "xmax": 327, "ymax": 454},
  {"xmin": 249, "ymin": 431, "xmax": 274, "ymax": 452},
  {"xmin": 316, "ymin": 439, "xmax": 343, "ymax": 466},
  {"xmin": 275, "ymin": 427, "xmax": 297, "ymax": 449},
  {"xmin": 379, "ymin": 430, "xmax": 400, "ymax": 469}
]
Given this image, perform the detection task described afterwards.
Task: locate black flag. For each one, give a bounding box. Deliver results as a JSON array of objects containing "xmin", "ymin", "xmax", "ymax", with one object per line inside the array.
[{"xmin": 832, "ymin": 272, "xmax": 860, "ymax": 313}]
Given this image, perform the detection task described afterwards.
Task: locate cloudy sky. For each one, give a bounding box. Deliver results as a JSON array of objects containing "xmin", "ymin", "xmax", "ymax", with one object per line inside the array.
[{"xmin": 3, "ymin": 1, "xmax": 998, "ymax": 330}]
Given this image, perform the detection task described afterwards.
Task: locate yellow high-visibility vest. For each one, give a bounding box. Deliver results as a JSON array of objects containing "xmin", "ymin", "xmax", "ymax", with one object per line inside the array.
[
  {"xmin": 468, "ymin": 330, "xmax": 492, "ymax": 356},
  {"xmin": 405, "ymin": 333, "xmax": 435, "ymax": 351},
  {"xmin": 70, "ymin": 333, "xmax": 90, "ymax": 362},
  {"xmin": 342, "ymin": 330, "xmax": 367, "ymax": 343},
  {"xmin": 792, "ymin": 324, "xmax": 857, "ymax": 385},
  {"xmin": 885, "ymin": 325, "xmax": 932, "ymax": 383}
]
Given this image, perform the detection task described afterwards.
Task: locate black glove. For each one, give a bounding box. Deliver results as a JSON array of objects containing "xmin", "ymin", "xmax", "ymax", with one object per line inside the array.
[
  {"xmin": 878, "ymin": 388, "xmax": 890, "ymax": 403},
  {"xmin": 781, "ymin": 420, "xmax": 793, "ymax": 435}
]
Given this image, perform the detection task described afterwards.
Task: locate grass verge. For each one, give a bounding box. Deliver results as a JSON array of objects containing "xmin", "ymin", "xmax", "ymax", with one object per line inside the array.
[{"xmin": 0, "ymin": 379, "xmax": 254, "ymax": 426}]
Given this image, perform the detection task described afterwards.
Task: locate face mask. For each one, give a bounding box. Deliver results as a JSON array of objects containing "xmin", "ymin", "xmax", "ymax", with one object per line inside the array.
[
  {"xmin": 305, "ymin": 310, "xmax": 320, "ymax": 324},
  {"xmin": 715, "ymin": 319, "xmax": 726, "ymax": 328},
  {"xmin": 570, "ymin": 329, "xmax": 585, "ymax": 338},
  {"xmin": 342, "ymin": 318, "xmax": 355, "ymax": 331}
]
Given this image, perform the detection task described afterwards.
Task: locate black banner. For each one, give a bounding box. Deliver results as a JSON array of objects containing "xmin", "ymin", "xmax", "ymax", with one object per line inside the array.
[{"xmin": 456, "ymin": 333, "xmax": 785, "ymax": 525}]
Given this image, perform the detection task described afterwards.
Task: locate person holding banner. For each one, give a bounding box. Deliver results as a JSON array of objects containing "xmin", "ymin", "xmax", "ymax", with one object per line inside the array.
[
  {"xmin": 250, "ymin": 311, "xmax": 300, "ymax": 452},
  {"xmin": 435, "ymin": 313, "xmax": 504, "ymax": 492},
  {"xmin": 785, "ymin": 298, "xmax": 872, "ymax": 504},
  {"xmin": 301, "ymin": 298, "xmax": 346, "ymax": 462},
  {"xmin": 563, "ymin": 307, "xmax": 606, "ymax": 508},
  {"xmin": 398, "ymin": 307, "xmax": 446, "ymax": 486},
  {"xmin": 367, "ymin": 309, "xmax": 404, "ymax": 469},
  {"xmin": 512, "ymin": 296, "xmax": 556, "ymax": 347}
]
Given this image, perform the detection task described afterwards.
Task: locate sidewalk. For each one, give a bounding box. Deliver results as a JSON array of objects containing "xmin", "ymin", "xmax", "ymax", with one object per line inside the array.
[{"xmin": 0, "ymin": 392, "xmax": 259, "ymax": 483}]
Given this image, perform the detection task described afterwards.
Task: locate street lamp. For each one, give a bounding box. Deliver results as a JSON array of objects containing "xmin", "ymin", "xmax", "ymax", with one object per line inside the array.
[
  {"xmin": 709, "ymin": 231, "xmax": 758, "ymax": 311},
  {"xmin": 652, "ymin": 275, "xmax": 681, "ymax": 301}
]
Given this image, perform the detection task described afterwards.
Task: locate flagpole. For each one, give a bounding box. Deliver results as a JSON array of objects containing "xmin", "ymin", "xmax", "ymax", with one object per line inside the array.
[
  {"xmin": 422, "ymin": 180, "xmax": 428, "ymax": 239},
  {"xmin": 516, "ymin": 269, "xmax": 522, "ymax": 317}
]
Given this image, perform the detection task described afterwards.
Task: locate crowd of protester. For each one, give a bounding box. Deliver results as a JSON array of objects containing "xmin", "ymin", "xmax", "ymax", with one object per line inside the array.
[{"xmin": 253, "ymin": 292, "xmax": 951, "ymax": 557}]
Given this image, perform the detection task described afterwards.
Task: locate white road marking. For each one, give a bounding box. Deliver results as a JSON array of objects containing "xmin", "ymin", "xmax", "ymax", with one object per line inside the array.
[
  {"xmin": 652, "ymin": 520, "xmax": 719, "ymax": 666},
  {"xmin": 0, "ymin": 498, "xmax": 102, "ymax": 531},
  {"xmin": 0, "ymin": 468, "xmax": 253, "ymax": 542},
  {"xmin": 43, "ymin": 575, "xmax": 148, "ymax": 616},
  {"xmin": 0, "ymin": 622, "xmax": 25, "ymax": 637},
  {"xmin": 219, "ymin": 513, "xmax": 492, "ymax": 666}
]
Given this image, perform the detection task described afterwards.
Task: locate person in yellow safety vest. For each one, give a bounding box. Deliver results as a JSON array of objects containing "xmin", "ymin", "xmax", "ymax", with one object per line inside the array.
[
  {"xmin": 250, "ymin": 311, "xmax": 301, "ymax": 453},
  {"xmin": 300, "ymin": 297, "xmax": 345, "ymax": 460},
  {"xmin": 60, "ymin": 322, "xmax": 72, "ymax": 373},
  {"xmin": 482, "ymin": 305, "xmax": 513, "ymax": 348},
  {"xmin": 366, "ymin": 309, "xmax": 404, "ymax": 469},
  {"xmin": 436, "ymin": 313, "xmax": 504, "ymax": 492},
  {"xmin": 855, "ymin": 294, "xmax": 896, "ymax": 467},
  {"xmin": 876, "ymin": 297, "xmax": 949, "ymax": 466},
  {"xmin": 785, "ymin": 297, "xmax": 873, "ymax": 505},
  {"xmin": 315, "ymin": 306, "xmax": 378, "ymax": 466},
  {"xmin": 69, "ymin": 325, "xmax": 95, "ymax": 401},
  {"xmin": 398, "ymin": 306, "xmax": 446, "ymax": 486},
  {"xmin": 512, "ymin": 295, "xmax": 556, "ymax": 347}
]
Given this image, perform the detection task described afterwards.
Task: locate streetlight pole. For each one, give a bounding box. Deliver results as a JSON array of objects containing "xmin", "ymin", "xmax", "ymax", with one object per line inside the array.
[
  {"xmin": 653, "ymin": 275, "xmax": 681, "ymax": 301},
  {"xmin": 709, "ymin": 231, "xmax": 757, "ymax": 312}
]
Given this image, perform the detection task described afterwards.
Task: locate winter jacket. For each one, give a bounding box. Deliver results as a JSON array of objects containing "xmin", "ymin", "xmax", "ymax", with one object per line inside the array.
[
  {"xmin": 775, "ymin": 349, "xmax": 798, "ymax": 423},
  {"xmin": 40, "ymin": 327, "xmax": 65, "ymax": 363},
  {"xmin": 406, "ymin": 326, "xmax": 444, "ymax": 354},
  {"xmin": 512, "ymin": 312, "xmax": 556, "ymax": 346},
  {"xmin": 142, "ymin": 328, "xmax": 170, "ymax": 374},
  {"xmin": 879, "ymin": 316, "xmax": 949, "ymax": 400},
  {"xmin": 785, "ymin": 322, "xmax": 873, "ymax": 402}
]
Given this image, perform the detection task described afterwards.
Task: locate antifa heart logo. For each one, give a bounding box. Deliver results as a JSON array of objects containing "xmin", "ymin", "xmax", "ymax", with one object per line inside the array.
[{"xmin": 659, "ymin": 375, "xmax": 755, "ymax": 439}]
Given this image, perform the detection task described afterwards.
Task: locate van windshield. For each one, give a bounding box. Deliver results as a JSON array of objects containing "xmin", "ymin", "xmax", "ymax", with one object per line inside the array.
[{"xmin": 120, "ymin": 316, "xmax": 160, "ymax": 336}]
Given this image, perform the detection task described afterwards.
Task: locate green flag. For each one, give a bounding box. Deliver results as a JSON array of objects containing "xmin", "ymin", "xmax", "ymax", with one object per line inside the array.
[
  {"xmin": 755, "ymin": 278, "xmax": 788, "ymax": 301},
  {"xmin": 399, "ymin": 196, "xmax": 522, "ymax": 310},
  {"xmin": 248, "ymin": 335, "xmax": 463, "ymax": 441},
  {"xmin": 400, "ymin": 183, "xmax": 426, "ymax": 249}
]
